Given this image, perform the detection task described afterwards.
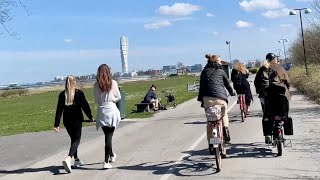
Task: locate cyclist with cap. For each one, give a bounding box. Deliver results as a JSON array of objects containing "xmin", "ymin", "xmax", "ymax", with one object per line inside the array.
[{"xmin": 254, "ymin": 53, "xmax": 291, "ymax": 143}]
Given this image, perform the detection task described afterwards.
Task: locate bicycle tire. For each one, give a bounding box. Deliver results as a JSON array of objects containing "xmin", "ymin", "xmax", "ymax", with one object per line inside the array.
[
  {"xmin": 276, "ymin": 136, "xmax": 283, "ymax": 156},
  {"xmin": 241, "ymin": 110, "xmax": 245, "ymax": 122},
  {"xmin": 214, "ymin": 147, "xmax": 222, "ymax": 172}
]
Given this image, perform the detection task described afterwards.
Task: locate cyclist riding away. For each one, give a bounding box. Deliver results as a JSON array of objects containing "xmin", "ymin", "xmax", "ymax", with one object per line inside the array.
[
  {"xmin": 198, "ymin": 54, "xmax": 236, "ymax": 154},
  {"xmin": 231, "ymin": 63, "xmax": 253, "ymax": 114},
  {"xmin": 254, "ymin": 53, "xmax": 291, "ymax": 143}
]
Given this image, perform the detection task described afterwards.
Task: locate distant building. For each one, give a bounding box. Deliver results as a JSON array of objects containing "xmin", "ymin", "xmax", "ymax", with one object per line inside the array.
[
  {"xmin": 120, "ymin": 36, "xmax": 129, "ymax": 74},
  {"xmin": 176, "ymin": 69, "xmax": 186, "ymax": 75},
  {"xmin": 191, "ymin": 64, "xmax": 203, "ymax": 72},
  {"xmin": 53, "ymin": 76, "xmax": 65, "ymax": 82},
  {"xmin": 163, "ymin": 65, "xmax": 177, "ymax": 75}
]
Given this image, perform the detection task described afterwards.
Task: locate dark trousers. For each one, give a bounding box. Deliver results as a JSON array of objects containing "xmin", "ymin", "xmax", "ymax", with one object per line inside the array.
[
  {"xmin": 260, "ymin": 97, "xmax": 271, "ymax": 136},
  {"xmin": 102, "ymin": 126, "xmax": 115, "ymax": 162},
  {"xmin": 65, "ymin": 123, "xmax": 82, "ymax": 159}
]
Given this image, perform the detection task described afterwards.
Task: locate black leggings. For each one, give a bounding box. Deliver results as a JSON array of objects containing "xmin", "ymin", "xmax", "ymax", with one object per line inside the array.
[
  {"xmin": 102, "ymin": 126, "xmax": 115, "ymax": 162},
  {"xmin": 65, "ymin": 123, "xmax": 82, "ymax": 159}
]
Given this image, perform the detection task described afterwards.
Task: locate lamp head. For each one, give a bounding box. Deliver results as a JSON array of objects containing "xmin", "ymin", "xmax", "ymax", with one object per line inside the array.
[
  {"xmin": 305, "ymin": 8, "xmax": 312, "ymax": 14},
  {"xmin": 289, "ymin": 10, "xmax": 297, "ymax": 15}
]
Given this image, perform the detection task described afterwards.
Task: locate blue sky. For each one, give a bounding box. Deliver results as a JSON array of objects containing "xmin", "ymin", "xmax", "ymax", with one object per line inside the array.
[{"xmin": 0, "ymin": 0, "xmax": 315, "ymax": 84}]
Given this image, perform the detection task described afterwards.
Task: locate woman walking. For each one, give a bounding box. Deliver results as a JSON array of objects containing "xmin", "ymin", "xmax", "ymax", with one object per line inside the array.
[
  {"xmin": 94, "ymin": 64, "xmax": 122, "ymax": 169},
  {"xmin": 54, "ymin": 75, "xmax": 94, "ymax": 173}
]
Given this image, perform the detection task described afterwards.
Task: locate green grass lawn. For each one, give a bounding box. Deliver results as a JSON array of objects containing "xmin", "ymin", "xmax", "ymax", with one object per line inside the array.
[{"xmin": 0, "ymin": 75, "xmax": 199, "ymax": 136}]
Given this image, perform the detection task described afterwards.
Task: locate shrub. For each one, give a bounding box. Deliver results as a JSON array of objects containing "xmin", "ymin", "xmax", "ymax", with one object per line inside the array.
[
  {"xmin": 249, "ymin": 68, "xmax": 259, "ymax": 74},
  {"xmin": 290, "ymin": 65, "xmax": 320, "ymax": 103},
  {"xmin": 0, "ymin": 89, "xmax": 29, "ymax": 98}
]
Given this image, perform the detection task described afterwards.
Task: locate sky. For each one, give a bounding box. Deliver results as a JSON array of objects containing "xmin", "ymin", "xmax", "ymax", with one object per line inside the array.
[{"xmin": 0, "ymin": 0, "xmax": 315, "ymax": 84}]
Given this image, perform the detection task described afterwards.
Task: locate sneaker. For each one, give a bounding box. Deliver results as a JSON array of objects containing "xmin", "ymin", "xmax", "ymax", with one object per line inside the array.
[
  {"xmin": 103, "ymin": 162, "xmax": 112, "ymax": 169},
  {"xmin": 110, "ymin": 153, "xmax": 117, "ymax": 163},
  {"xmin": 223, "ymin": 127, "xmax": 231, "ymax": 142},
  {"xmin": 265, "ymin": 136, "xmax": 272, "ymax": 144},
  {"xmin": 74, "ymin": 159, "xmax": 83, "ymax": 167},
  {"xmin": 208, "ymin": 144, "xmax": 214, "ymax": 155},
  {"xmin": 62, "ymin": 158, "xmax": 72, "ymax": 173}
]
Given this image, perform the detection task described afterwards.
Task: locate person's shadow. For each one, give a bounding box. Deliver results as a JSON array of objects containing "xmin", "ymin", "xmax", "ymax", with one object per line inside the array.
[
  {"xmin": 0, "ymin": 162, "xmax": 105, "ymax": 176},
  {"xmin": 0, "ymin": 166, "xmax": 66, "ymax": 176},
  {"xmin": 226, "ymin": 143, "xmax": 274, "ymax": 158}
]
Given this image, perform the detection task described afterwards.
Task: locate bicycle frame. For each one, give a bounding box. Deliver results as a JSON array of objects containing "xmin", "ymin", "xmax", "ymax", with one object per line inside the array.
[
  {"xmin": 238, "ymin": 94, "xmax": 246, "ymax": 111},
  {"xmin": 238, "ymin": 94, "xmax": 246, "ymax": 122}
]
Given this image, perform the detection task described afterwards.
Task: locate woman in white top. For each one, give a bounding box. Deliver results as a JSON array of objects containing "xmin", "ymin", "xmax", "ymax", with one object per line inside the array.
[{"xmin": 94, "ymin": 64, "xmax": 121, "ymax": 169}]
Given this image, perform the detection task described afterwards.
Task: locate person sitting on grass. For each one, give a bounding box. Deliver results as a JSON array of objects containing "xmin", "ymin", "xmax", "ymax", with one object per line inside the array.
[{"xmin": 142, "ymin": 84, "xmax": 161, "ymax": 111}]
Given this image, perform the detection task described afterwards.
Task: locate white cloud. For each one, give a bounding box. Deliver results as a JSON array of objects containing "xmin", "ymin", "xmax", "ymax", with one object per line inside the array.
[
  {"xmin": 212, "ymin": 31, "xmax": 219, "ymax": 35},
  {"xmin": 239, "ymin": 0, "xmax": 285, "ymax": 11},
  {"xmin": 64, "ymin": 38, "xmax": 73, "ymax": 43},
  {"xmin": 236, "ymin": 20, "xmax": 253, "ymax": 28},
  {"xmin": 206, "ymin": 13, "xmax": 215, "ymax": 17},
  {"xmin": 262, "ymin": 8, "xmax": 290, "ymax": 18},
  {"xmin": 259, "ymin": 27, "xmax": 267, "ymax": 32},
  {"xmin": 144, "ymin": 20, "xmax": 172, "ymax": 30},
  {"xmin": 158, "ymin": 3, "xmax": 201, "ymax": 16},
  {"xmin": 280, "ymin": 24, "xmax": 293, "ymax": 28}
]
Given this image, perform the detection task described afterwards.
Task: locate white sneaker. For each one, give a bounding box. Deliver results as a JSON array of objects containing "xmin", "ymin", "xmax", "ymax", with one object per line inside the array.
[
  {"xmin": 110, "ymin": 153, "xmax": 117, "ymax": 163},
  {"xmin": 103, "ymin": 162, "xmax": 112, "ymax": 169},
  {"xmin": 62, "ymin": 158, "xmax": 72, "ymax": 173},
  {"xmin": 74, "ymin": 159, "xmax": 83, "ymax": 167}
]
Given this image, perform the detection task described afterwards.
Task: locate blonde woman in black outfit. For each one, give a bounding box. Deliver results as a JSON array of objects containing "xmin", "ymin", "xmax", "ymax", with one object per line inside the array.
[{"xmin": 54, "ymin": 75, "xmax": 94, "ymax": 173}]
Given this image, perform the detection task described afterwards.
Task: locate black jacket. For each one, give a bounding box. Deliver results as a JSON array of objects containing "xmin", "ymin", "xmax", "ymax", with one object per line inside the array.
[
  {"xmin": 197, "ymin": 63, "xmax": 234, "ymax": 103},
  {"xmin": 54, "ymin": 89, "xmax": 93, "ymax": 127},
  {"xmin": 142, "ymin": 89, "xmax": 157, "ymax": 103},
  {"xmin": 231, "ymin": 70, "xmax": 253, "ymax": 101},
  {"xmin": 254, "ymin": 65, "xmax": 270, "ymax": 98}
]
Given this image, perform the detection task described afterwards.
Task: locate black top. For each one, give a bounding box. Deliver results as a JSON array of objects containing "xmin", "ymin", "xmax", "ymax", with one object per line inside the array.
[
  {"xmin": 254, "ymin": 66, "xmax": 270, "ymax": 97},
  {"xmin": 198, "ymin": 62, "xmax": 234, "ymax": 103},
  {"xmin": 142, "ymin": 89, "xmax": 157, "ymax": 103},
  {"xmin": 231, "ymin": 70, "xmax": 253, "ymax": 101},
  {"xmin": 54, "ymin": 89, "xmax": 93, "ymax": 127}
]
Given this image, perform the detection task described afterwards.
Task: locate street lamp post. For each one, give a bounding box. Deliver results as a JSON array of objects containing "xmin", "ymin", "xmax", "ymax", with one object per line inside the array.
[
  {"xmin": 289, "ymin": 8, "xmax": 312, "ymax": 75},
  {"xmin": 278, "ymin": 39, "xmax": 289, "ymax": 62}
]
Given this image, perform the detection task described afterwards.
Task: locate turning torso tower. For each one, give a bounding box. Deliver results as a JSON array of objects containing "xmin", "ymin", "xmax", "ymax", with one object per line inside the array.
[{"xmin": 120, "ymin": 36, "xmax": 129, "ymax": 74}]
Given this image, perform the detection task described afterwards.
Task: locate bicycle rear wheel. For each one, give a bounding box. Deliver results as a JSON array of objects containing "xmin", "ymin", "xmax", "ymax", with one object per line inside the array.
[
  {"xmin": 241, "ymin": 110, "xmax": 245, "ymax": 122},
  {"xmin": 214, "ymin": 147, "xmax": 222, "ymax": 172},
  {"xmin": 276, "ymin": 137, "xmax": 283, "ymax": 156}
]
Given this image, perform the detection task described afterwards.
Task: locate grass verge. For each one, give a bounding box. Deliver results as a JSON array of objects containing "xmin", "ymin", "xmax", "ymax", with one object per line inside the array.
[
  {"xmin": 0, "ymin": 75, "xmax": 199, "ymax": 136},
  {"xmin": 289, "ymin": 65, "xmax": 320, "ymax": 103}
]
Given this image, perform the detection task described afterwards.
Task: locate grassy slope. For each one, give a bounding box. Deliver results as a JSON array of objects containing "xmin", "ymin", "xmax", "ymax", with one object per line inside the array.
[{"xmin": 0, "ymin": 76, "xmax": 199, "ymax": 136}]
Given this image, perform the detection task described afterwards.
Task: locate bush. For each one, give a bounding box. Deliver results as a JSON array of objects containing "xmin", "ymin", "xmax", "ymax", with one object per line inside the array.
[
  {"xmin": 249, "ymin": 68, "xmax": 259, "ymax": 74},
  {"xmin": 0, "ymin": 89, "xmax": 29, "ymax": 98},
  {"xmin": 168, "ymin": 74, "xmax": 178, "ymax": 77}
]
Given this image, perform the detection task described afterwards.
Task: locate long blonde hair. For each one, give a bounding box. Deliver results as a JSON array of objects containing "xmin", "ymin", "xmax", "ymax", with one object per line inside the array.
[
  {"xmin": 235, "ymin": 63, "xmax": 248, "ymax": 74},
  {"xmin": 65, "ymin": 75, "xmax": 76, "ymax": 106}
]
